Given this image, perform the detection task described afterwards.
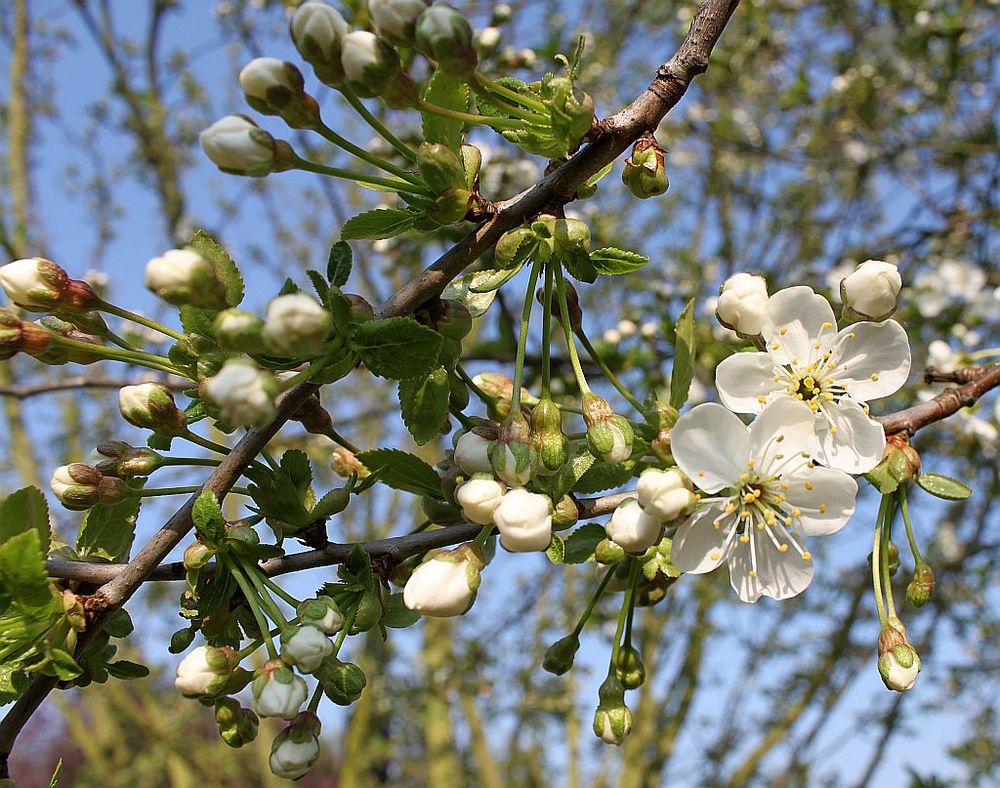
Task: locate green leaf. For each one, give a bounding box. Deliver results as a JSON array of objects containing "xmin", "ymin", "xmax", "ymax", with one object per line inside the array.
[
  {"xmin": 563, "ymin": 523, "xmax": 606, "ymax": 564},
  {"xmin": 561, "ymin": 246, "xmax": 597, "ymax": 283},
  {"xmin": 398, "ymin": 367, "xmax": 450, "ymax": 444},
  {"xmin": 47, "ymin": 648, "xmax": 83, "ymax": 681},
  {"xmin": 311, "ymin": 487, "xmax": 350, "ymax": 521},
  {"xmin": 195, "ymin": 566, "xmax": 235, "ymax": 619},
  {"xmin": 442, "ymin": 272, "xmax": 500, "ymax": 317},
  {"xmin": 356, "ymin": 449, "xmax": 444, "ymax": 499},
  {"xmin": 669, "ymin": 299, "xmax": 695, "ymax": 410},
  {"xmin": 589, "ymin": 247, "xmax": 650, "ymax": 275},
  {"xmin": 916, "ymin": 472, "xmax": 972, "ymax": 500},
  {"xmin": 422, "ymin": 70, "xmax": 470, "ymax": 150},
  {"xmin": 327, "ymin": 241, "xmax": 353, "ymax": 287},
  {"xmin": 575, "ymin": 460, "xmax": 635, "ymax": 494},
  {"xmin": 0, "ymin": 531, "xmax": 53, "ymax": 612},
  {"xmin": 383, "ymin": 592, "xmax": 420, "ymax": 629},
  {"xmin": 306, "ymin": 269, "xmax": 329, "ymax": 302},
  {"xmin": 0, "ymin": 486, "xmax": 50, "ymax": 552},
  {"xmin": 351, "ymin": 317, "xmax": 442, "ymax": 379},
  {"xmin": 190, "ymin": 228, "xmax": 244, "ymax": 307},
  {"xmin": 178, "ymin": 306, "xmax": 216, "ymax": 338},
  {"xmin": 278, "ymin": 277, "xmax": 300, "ymax": 295},
  {"xmin": 584, "ymin": 162, "xmax": 614, "ymax": 188},
  {"xmin": 341, "ymin": 209, "xmax": 420, "ymax": 241},
  {"xmin": 467, "ymin": 265, "xmax": 524, "ymax": 293},
  {"xmin": 546, "ymin": 534, "xmax": 566, "ymax": 564},
  {"xmin": 102, "ymin": 609, "xmax": 134, "ymax": 639},
  {"xmin": 193, "ymin": 491, "xmax": 226, "ymax": 542},
  {"xmin": 77, "ymin": 494, "xmax": 142, "ymax": 563},
  {"xmin": 105, "ymin": 660, "xmax": 150, "ymax": 680}
]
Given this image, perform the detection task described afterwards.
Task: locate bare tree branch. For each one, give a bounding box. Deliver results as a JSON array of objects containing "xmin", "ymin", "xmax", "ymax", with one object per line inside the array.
[
  {"xmin": 879, "ymin": 363, "xmax": 1000, "ymax": 436},
  {"xmin": 0, "ymin": 375, "xmax": 190, "ymax": 399}
]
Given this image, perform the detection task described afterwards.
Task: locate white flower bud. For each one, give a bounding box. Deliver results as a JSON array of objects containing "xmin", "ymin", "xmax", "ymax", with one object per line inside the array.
[
  {"xmin": 118, "ymin": 382, "xmax": 187, "ymax": 434},
  {"xmin": 252, "ymin": 659, "xmax": 309, "ymax": 719},
  {"xmin": 174, "ymin": 645, "xmax": 237, "ymax": 698},
  {"xmin": 203, "ymin": 359, "xmax": 277, "ymax": 428},
  {"xmin": 291, "ymin": 2, "xmax": 349, "ymax": 68},
  {"xmin": 239, "ymin": 57, "xmax": 303, "ymax": 108},
  {"xmin": 477, "ymin": 26, "xmax": 501, "ymax": 50},
  {"xmin": 414, "ymin": 4, "xmax": 477, "ymax": 76},
  {"xmin": 260, "ymin": 293, "xmax": 332, "ymax": 356},
  {"xmin": 493, "ymin": 488, "xmax": 552, "ymax": 552},
  {"xmin": 340, "ymin": 31, "xmax": 400, "ymax": 98},
  {"xmin": 200, "ymin": 115, "xmax": 280, "ymax": 177},
  {"xmin": 269, "ymin": 712, "xmax": 322, "ymax": 780},
  {"xmin": 715, "ymin": 272, "xmax": 769, "ymax": 337},
  {"xmin": 840, "ymin": 259, "xmax": 902, "ymax": 320},
  {"xmin": 606, "ymin": 500, "xmax": 662, "ymax": 553},
  {"xmin": 403, "ymin": 543, "xmax": 484, "ymax": 617},
  {"xmin": 455, "ymin": 477, "xmax": 504, "ymax": 525},
  {"xmin": 144, "ymin": 249, "xmax": 227, "ymax": 310},
  {"xmin": 636, "ymin": 468, "xmax": 694, "ymax": 522},
  {"xmin": 0, "ymin": 257, "xmax": 68, "ymax": 311},
  {"xmin": 878, "ymin": 645, "xmax": 921, "ymax": 691},
  {"xmin": 296, "ymin": 596, "xmax": 344, "ymax": 635},
  {"xmin": 453, "ymin": 431, "xmax": 494, "ymax": 475},
  {"xmin": 214, "ymin": 308, "xmax": 264, "ymax": 352},
  {"xmin": 50, "ymin": 463, "xmax": 127, "ymax": 511},
  {"xmin": 280, "ymin": 625, "xmax": 335, "ymax": 673},
  {"xmin": 368, "ymin": 0, "xmax": 430, "ymax": 46}
]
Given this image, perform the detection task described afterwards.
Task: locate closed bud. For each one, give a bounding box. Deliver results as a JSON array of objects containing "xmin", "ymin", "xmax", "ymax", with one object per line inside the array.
[
  {"xmin": 455, "ymin": 476, "xmax": 504, "ymax": 525},
  {"xmin": 96, "ymin": 441, "xmax": 165, "ymax": 478},
  {"xmin": 213, "ymin": 308, "xmax": 264, "ymax": 352},
  {"xmin": 290, "ymin": 2, "xmax": 349, "ymax": 85},
  {"xmin": 495, "ymin": 226, "xmax": 536, "ymax": 269},
  {"xmin": 595, "ymin": 537, "xmax": 626, "ymax": 565},
  {"xmin": 552, "ymin": 217, "xmax": 591, "ymax": 256},
  {"xmin": 315, "ymin": 656, "xmax": 367, "ymax": 705},
  {"xmin": 545, "ymin": 76, "xmax": 595, "ymax": 154},
  {"xmin": 183, "ymin": 540, "xmax": 215, "ymax": 571},
  {"xmin": 622, "ymin": 136, "xmax": 668, "ymax": 199},
  {"xmin": 426, "ymin": 187, "xmax": 472, "ymax": 225},
  {"xmin": 281, "ymin": 624, "xmax": 335, "ymax": 673},
  {"xmin": 583, "ymin": 394, "xmax": 634, "ymax": 465},
  {"xmin": 615, "ymin": 645, "xmax": 646, "ymax": 689},
  {"xmin": 199, "ymin": 115, "xmax": 295, "ymax": 177},
  {"xmin": 252, "ymin": 659, "xmax": 309, "ymax": 719},
  {"xmin": 593, "ymin": 675, "xmax": 632, "ymax": 745},
  {"xmin": 369, "ymin": 0, "xmax": 431, "ymax": 46},
  {"xmin": 876, "ymin": 619, "xmax": 921, "ymax": 692},
  {"xmin": 841, "ymin": 259, "xmax": 902, "ymax": 321},
  {"xmin": 239, "ymin": 57, "xmax": 318, "ymax": 128},
  {"xmin": 459, "ymin": 144, "xmax": 482, "ymax": 189},
  {"xmin": 606, "ymin": 500, "xmax": 662, "ymax": 553},
  {"xmin": 0, "ymin": 308, "xmax": 51, "ymax": 359},
  {"xmin": 883, "ymin": 434, "xmax": 921, "ymax": 484},
  {"xmin": 473, "ymin": 371, "xmax": 537, "ymax": 417},
  {"xmin": 551, "ymin": 494, "xmax": 579, "ymax": 530},
  {"xmin": 175, "ymin": 645, "xmax": 239, "ymax": 699},
  {"xmin": 492, "ymin": 414, "xmax": 538, "ymax": 486},
  {"xmin": 716, "ymin": 273, "xmax": 769, "ymax": 339},
  {"xmin": 261, "ymin": 293, "xmax": 332, "ymax": 356},
  {"xmin": 651, "ymin": 430, "xmax": 674, "ymax": 465},
  {"xmin": 296, "ymin": 596, "xmax": 344, "ymax": 634},
  {"xmin": 0, "ymin": 257, "xmax": 98, "ymax": 313},
  {"xmin": 414, "ymin": 5, "xmax": 477, "ymax": 76},
  {"xmin": 906, "ymin": 563, "xmax": 935, "ymax": 608},
  {"xmin": 542, "ymin": 633, "xmax": 580, "ymax": 675},
  {"xmin": 118, "ymin": 382, "xmax": 187, "ymax": 435},
  {"xmin": 331, "ymin": 446, "xmax": 369, "ymax": 478},
  {"xmin": 531, "ymin": 396, "xmax": 568, "ymax": 475},
  {"xmin": 202, "ymin": 359, "xmax": 278, "ymax": 429},
  {"xmin": 453, "ymin": 430, "xmax": 495, "ymax": 475},
  {"xmin": 269, "ymin": 711, "xmax": 322, "ymax": 780},
  {"xmin": 403, "ymin": 542, "xmax": 485, "ymax": 617},
  {"xmin": 50, "ymin": 463, "xmax": 128, "ymax": 511},
  {"xmin": 493, "ymin": 487, "xmax": 552, "ymax": 552},
  {"xmin": 214, "ymin": 698, "xmax": 260, "ymax": 748},
  {"xmin": 636, "ymin": 468, "xmax": 694, "ymax": 522},
  {"xmin": 341, "ymin": 31, "xmax": 401, "ymax": 99},
  {"xmin": 417, "ymin": 140, "xmax": 467, "ymax": 188},
  {"xmin": 145, "ymin": 249, "xmax": 227, "ymax": 310}
]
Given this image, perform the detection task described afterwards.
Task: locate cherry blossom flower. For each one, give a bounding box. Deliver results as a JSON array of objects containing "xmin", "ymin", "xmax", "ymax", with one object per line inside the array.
[
  {"xmin": 715, "ymin": 286, "xmax": 910, "ymax": 473},
  {"xmin": 670, "ymin": 399, "xmax": 858, "ymax": 602}
]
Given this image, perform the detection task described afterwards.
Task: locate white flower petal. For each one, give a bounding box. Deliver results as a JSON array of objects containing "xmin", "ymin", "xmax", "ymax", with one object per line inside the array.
[
  {"xmin": 728, "ymin": 537, "xmax": 815, "ymax": 602},
  {"xmin": 748, "ymin": 398, "xmax": 820, "ymax": 470},
  {"xmin": 832, "ymin": 320, "xmax": 911, "ymax": 401},
  {"xmin": 783, "ymin": 465, "xmax": 858, "ymax": 536},
  {"xmin": 761, "ymin": 286, "xmax": 836, "ymax": 366},
  {"xmin": 818, "ymin": 397, "xmax": 886, "ymax": 473},
  {"xmin": 670, "ymin": 507, "xmax": 733, "ymax": 574},
  {"xmin": 671, "ymin": 404, "xmax": 750, "ymax": 493},
  {"xmin": 715, "ymin": 352, "xmax": 784, "ymax": 413}
]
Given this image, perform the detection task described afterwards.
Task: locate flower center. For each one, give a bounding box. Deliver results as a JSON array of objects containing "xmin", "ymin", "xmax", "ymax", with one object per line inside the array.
[{"xmin": 769, "ymin": 321, "xmax": 854, "ymax": 413}]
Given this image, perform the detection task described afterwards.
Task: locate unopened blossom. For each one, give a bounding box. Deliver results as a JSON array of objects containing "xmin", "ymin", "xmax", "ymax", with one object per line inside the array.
[
  {"xmin": 269, "ymin": 712, "xmax": 322, "ymax": 780},
  {"xmin": 403, "ymin": 542, "xmax": 484, "ymax": 617},
  {"xmin": 203, "ymin": 359, "xmax": 277, "ymax": 428},
  {"xmin": 715, "ymin": 286, "xmax": 911, "ymax": 473},
  {"xmin": 715, "ymin": 273, "xmax": 768, "ymax": 338},
  {"xmin": 414, "ymin": 4, "xmax": 478, "ymax": 76},
  {"xmin": 50, "ymin": 463, "xmax": 128, "ymax": 511},
  {"xmin": 200, "ymin": 115, "xmax": 290, "ymax": 177},
  {"xmin": 340, "ymin": 31, "xmax": 401, "ymax": 98},
  {"xmin": 670, "ymin": 399, "xmax": 858, "ymax": 602},
  {"xmin": 493, "ymin": 488, "xmax": 552, "ymax": 552},
  {"xmin": 455, "ymin": 477, "xmax": 504, "ymax": 525},
  {"xmin": 296, "ymin": 596, "xmax": 344, "ymax": 634},
  {"xmin": 174, "ymin": 645, "xmax": 238, "ymax": 698},
  {"xmin": 252, "ymin": 659, "xmax": 308, "ymax": 719},
  {"xmin": 840, "ymin": 259, "xmax": 902, "ymax": 320},
  {"xmin": 636, "ymin": 468, "xmax": 695, "ymax": 522},
  {"xmin": 280, "ymin": 625, "xmax": 334, "ymax": 673},
  {"xmin": 0, "ymin": 258, "xmax": 66, "ymax": 311},
  {"xmin": 877, "ymin": 620, "xmax": 921, "ymax": 692},
  {"xmin": 240, "ymin": 58, "xmax": 302, "ymax": 109},
  {"xmin": 144, "ymin": 249, "xmax": 227, "ymax": 310},
  {"xmin": 290, "ymin": 2, "xmax": 349, "ymax": 75},
  {"xmin": 260, "ymin": 293, "xmax": 332, "ymax": 356},
  {"xmin": 605, "ymin": 500, "xmax": 662, "ymax": 553},
  {"xmin": 368, "ymin": 0, "xmax": 430, "ymax": 46},
  {"xmin": 118, "ymin": 382, "xmax": 187, "ymax": 435},
  {"xmin": 453, "ymin": 430, "xmax": 495, "ymax": 475},
  {"xmin": 214, "ymin": 308, "xmax": 264, "ymax": 352}
]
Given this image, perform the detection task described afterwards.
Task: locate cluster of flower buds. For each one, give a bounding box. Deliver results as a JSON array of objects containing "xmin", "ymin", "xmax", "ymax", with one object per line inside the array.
[
  {"xmin": 0, "ymin": 257, "xmax": 100, "ymax": 314},
  {"xmin": 214, "ymin": 698, "xmax": 260, "ymax": 749},
  {"xmin": 95, "ymin": 441, "xmax": 166, "ymax": 478},
  {"xmin": 840, "ymin": 259, "xmax": 901, "ymax": 321},
  {"xmin": 622, "ymin": 134, "xmax": 669, "ymax": 199},
  {"xmin": 199, "ymin": 114, "xmax": 297, "ymax": 178},
  {"xmin": 201, "ymin": 359, "xmax": 278, "ymax": 429},
  {"xmin": 145, "ymin": 249, "xmax": 228, "ymax": 310},
  {"xmin": 49, "ymin": 463, "xmax": 129, "ymax": 511}
]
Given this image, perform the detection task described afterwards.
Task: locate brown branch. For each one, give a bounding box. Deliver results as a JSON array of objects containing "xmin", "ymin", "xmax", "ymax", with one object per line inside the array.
[
  {"xmin": 0, "ymin": 375, "xmax": 190, "ymax": 400},
  {"xmin": 879, "ymin": 364, "xmax": 1000, "ymax": 436}
]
